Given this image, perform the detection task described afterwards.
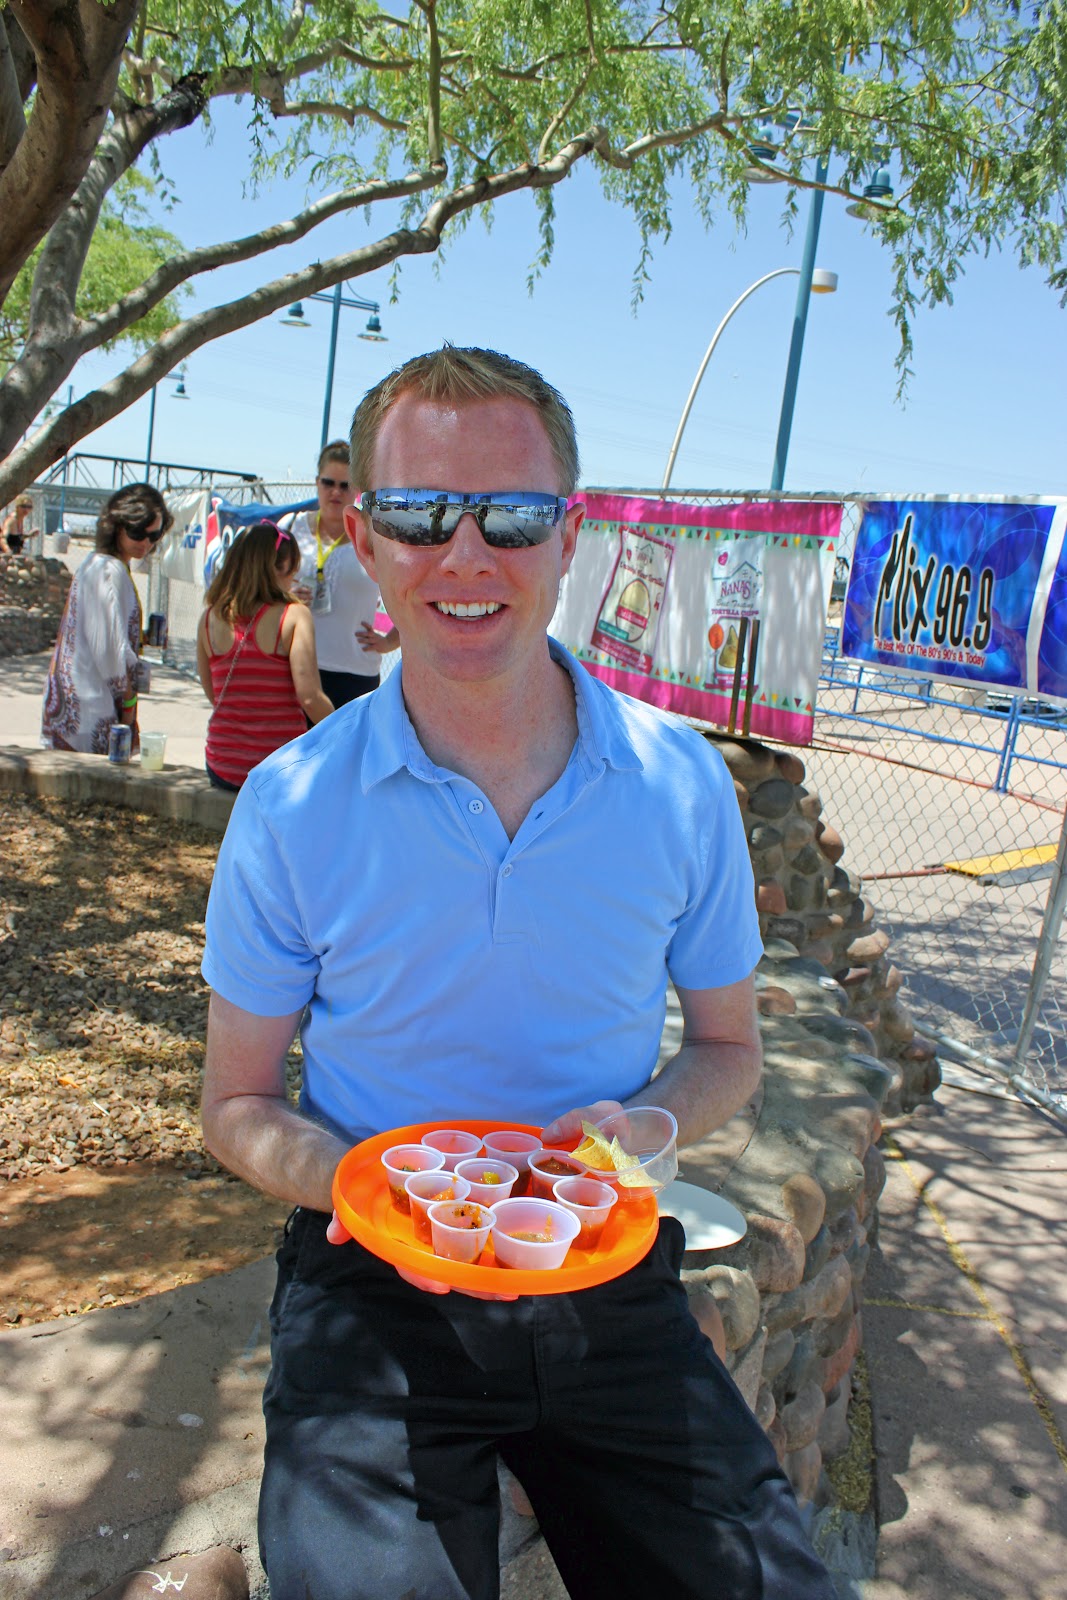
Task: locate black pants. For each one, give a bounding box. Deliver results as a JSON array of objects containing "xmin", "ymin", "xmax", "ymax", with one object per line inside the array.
[
  {"xmin": 319, "ymin": 668, "xmax": 379, "ymax": 706},
  {"xmin": 259, "ymin": 1209, "xmax": 835, "ymax": 1600}
]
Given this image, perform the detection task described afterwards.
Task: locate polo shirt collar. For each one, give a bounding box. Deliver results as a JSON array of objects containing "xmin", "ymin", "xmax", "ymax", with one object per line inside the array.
[{"xmin": 360, "ymin": 636, "xmax": 642, "ymax": 792}]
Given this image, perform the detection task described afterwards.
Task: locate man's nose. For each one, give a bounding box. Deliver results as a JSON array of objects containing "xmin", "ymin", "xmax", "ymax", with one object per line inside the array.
[{"xmin": 440, "ymin": 513, "xmax": 495, "ymax": 571}]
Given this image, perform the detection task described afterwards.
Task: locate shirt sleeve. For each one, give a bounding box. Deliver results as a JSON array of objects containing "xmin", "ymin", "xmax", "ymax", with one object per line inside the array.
[
  {"xmin": 82, "ymin": 559, "xmax": 139, "ymax": 694},
  {"xmin": 665, "ymin": 747, "xmax": 763, "ymax": 990},
  {"xmin": 201, "ymin": 784, "xmax": 321, "ymax": 1016}
]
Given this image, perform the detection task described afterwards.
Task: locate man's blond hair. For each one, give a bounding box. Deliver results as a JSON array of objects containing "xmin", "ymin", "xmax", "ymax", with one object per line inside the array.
[{"xmin": 349, "ymin": 345, "xmax": 579, "ymax": 494}]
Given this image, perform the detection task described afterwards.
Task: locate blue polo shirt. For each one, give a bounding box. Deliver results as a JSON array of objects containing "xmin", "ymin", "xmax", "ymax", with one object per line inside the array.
[{"xmin": 201, "ymin": 641, "xmax": 762, "ymax": 1144}]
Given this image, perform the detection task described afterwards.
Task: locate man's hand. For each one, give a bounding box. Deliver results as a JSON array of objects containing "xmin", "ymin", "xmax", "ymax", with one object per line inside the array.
[{"xmin": 540, "ymin": 1100, "xmax": 623, "ymax": 1147}]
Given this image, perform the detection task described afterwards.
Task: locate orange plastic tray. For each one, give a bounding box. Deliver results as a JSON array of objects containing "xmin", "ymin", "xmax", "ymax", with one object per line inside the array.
[{"xmin": 332, "ymin": 1119, "xmax": 659, "ymax": 1295}]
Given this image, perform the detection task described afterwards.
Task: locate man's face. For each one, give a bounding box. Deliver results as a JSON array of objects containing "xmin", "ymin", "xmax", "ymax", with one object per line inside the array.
[{"xmin": 346, "ymin": 392, "xmax": 582, "ymax": 689}]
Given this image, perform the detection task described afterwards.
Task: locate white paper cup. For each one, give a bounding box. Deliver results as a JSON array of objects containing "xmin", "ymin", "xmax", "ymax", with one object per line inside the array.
[
  {"xmin": 421, "ymin": 1129, "xmax": 484, "ymax": 1171},
  {"xmin": 489, "ymin": 1198, "xmax": 580, "ymax": 1271},
  {"xmin": 381, "ymin": 1144, "xmax": 446, "ymax": 1211},
  {"xmin": 455, "ymin": 1158, "xmax": 520, "ymax": 1205},
  {"xmin": 428, "ymin": 1200, "xmax": 494, "ymax": 1264},
  {"xmin": 551, "ymin": 1176, "xmax": 619, "ymax": 1248},
  {"xmin": 527, "ymin": 1150, "xmax": 587, "ymax": 1200},
  {"xmin": 405, "ymin": 1172, "xmax": 472, "ymax": 1245},
  {"xmin": 140, "ymin": 731, "xmax": 167, "ymax": 771}
]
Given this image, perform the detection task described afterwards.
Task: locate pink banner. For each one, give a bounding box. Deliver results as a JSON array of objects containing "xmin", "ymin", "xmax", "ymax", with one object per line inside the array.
[{"xmin": 552, "ymin": 493, "xmax": 842, "ymax": 746}]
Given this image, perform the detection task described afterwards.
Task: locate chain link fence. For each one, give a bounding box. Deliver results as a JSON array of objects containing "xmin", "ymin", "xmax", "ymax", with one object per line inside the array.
[{"xmin": 642, "ymin": 489, "xmax": 1067, "ymax": 1114}]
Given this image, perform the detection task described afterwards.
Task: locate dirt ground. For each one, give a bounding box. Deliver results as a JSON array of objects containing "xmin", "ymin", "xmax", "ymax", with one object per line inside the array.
[
  {"xmin": 0, "ymin": 792, "xmax": 293, "ymax": 1326},
  {"xmin": 0, "ymin": 1161, "xmax": 288, "ymax": 1323}
]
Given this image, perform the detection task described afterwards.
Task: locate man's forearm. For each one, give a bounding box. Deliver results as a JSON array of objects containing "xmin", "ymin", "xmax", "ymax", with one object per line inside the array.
[
  {"xmin": 203, "ymin": 1092, "xmax": 349, "ymax": 1213},
  {"xmin": 628, "ymin": 1038, "xmax": 762, "ymax": 1150}
]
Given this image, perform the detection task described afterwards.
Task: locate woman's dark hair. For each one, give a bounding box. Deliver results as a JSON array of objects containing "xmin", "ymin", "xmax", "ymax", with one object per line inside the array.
[
  {"xmin": 204, "ymin": 521, "xmax": 302, "ymax": 623},
  {"xmin": 95, "ymin": 483, "xmax": 173, "ymax": 555}
]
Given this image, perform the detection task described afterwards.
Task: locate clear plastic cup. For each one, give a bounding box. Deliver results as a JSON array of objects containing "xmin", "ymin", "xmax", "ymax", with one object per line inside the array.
[
  {"xmin": 140, "ymin": 731, "xmax": 167, "ymax": 770},
  {"xmin": 428, "ymin": 1199, "xmax": 494, "ymax": 1264},
  {"xmin": 481, "ymin": 1131, "xmax": 542, "ymax": 1175},
  {"xmin": 527, "ymin": 1149, "xmax": 587, "ymax": 1199},
  {"xmin": 551, "ymin": 1176, "xmax": 619, "ymax": 1248},
  {"xmin": 489, "ymin": 1198, "xmax": 581, "ymax": 1271},
  {"xmin": 381, "ymin": 1144, "xmax": 446, "ymax": 1211},
  {"xmin": 421, "ymin": 1129, "xmax": 484, "ymax": 1171},
  {"xmin": 592, "ymin": 1107, "xmax": 678, "ymax": 1198},
  {"xmin": 405, "ymin": 1172, "xmax": 472, "ymax": 1245},
  {"xmin": 455, "ymin": 1158, "xmax": 520, "ymax": 1206}
]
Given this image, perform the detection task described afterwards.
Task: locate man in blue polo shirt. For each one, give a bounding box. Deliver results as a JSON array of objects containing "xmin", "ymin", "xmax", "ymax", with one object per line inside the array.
[{"xmin": 201, "ymin": 346, "xmax": 835, "ymax": 1600}]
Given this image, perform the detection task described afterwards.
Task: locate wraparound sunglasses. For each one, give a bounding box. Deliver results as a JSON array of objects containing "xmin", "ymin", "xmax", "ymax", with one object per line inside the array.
[{"xmin": 361, "ymin": 489, "xmax": 567, "ymax": 548}]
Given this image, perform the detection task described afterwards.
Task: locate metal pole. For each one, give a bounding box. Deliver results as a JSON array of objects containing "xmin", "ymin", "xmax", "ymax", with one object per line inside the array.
[
  {"xmin": 662, "ymin": 269, "xmax": 799, "ymax": 492},
  {"xmin": 320, "ymin": 282, "xmax": 343, "ymax": 453},
  {"xmin": 144, "ymin": 384, "xmax": 158, "ymax": 479},
  {"xmin": 769, "ymin": 154, "xmax": 829, "ymax": 491},
  {"xmin": 1011, "ymin": 796, "xmax": 1067, "ymax": 1071}
]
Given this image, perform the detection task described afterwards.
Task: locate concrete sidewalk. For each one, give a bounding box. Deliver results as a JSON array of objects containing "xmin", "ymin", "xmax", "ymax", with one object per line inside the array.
[
  {"xmin": 1, "ymin": 649, "xmax": 211, "ymax": 771},
  {"xmin": 1, "ymin": 1082, "xmax": 1064, "ymax": 1599}
]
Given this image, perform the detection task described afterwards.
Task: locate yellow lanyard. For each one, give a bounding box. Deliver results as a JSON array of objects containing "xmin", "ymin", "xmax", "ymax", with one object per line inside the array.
[{"xmin": 315, "ymin": 513, "xmax": 345, "ymax": 579}]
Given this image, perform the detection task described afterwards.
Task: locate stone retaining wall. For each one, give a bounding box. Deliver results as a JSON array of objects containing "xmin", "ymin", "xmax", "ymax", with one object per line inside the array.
[
  {"xmin": 0, "ymin": 737, "xmax": 936, "ymax": 1565},
  {"xmin": 0, "ymin": 552, "xmax": 71, "ymax": 657}
]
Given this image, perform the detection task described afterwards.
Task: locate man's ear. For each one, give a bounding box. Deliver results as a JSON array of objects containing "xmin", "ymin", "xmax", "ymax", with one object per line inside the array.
[
  {"xmin": 345, "ymin": 502, "xmax": 376, "ymax": 580},
  {"xmin": 560, "ymin": 499, "xmax": 585, "ymax": 578}
]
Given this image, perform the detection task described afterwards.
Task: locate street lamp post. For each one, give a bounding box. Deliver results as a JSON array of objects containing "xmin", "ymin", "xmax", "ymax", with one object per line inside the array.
[
  {"xmin": 661, "ymin": 263, "xmax": 837, "ymax": 492},
  {"xmin": 281, "ymin": 284, "xmax": 386, "ymax": 453},
  {"xmin": 144, "ymin": 367, "xmax": 188, "ymax": 481},
  {"xmin": 770, "ymin": 154, "xmax": 830, "ymax": 490}
]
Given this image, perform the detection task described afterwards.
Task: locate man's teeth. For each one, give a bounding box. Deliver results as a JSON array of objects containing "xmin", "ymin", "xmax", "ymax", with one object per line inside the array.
[{"xmin": 434, "ymin": 602, "xmax": 502, "ymax": 617}]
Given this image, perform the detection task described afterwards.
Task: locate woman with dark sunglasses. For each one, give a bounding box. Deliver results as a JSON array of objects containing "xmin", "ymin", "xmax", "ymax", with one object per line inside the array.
[
  {"xmin": 41, "ymin": 483, "xmax": 172, "ymax": 754},
  {"xmin": 279, "ymin": 440, "xmax": 395, "ymax": 704}
]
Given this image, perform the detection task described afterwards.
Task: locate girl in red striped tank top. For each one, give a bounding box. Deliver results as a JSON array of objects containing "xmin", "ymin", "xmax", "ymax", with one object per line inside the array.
[{"xmin": 197, "ymin": 521, "xmax": 334, "ymax": 789}]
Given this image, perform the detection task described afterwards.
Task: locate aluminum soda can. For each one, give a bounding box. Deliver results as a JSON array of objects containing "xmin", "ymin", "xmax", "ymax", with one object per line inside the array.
[
  {"xmin": 108, "ymin": 724, "xmax": 132, "ymax": 764},
  {"xmin": 136, "ymin": 658, "xmax": 152, "ymax": 693},
  {"xmin": 147, "ymin": 611, "xmax": 167, "ymax": 647}
]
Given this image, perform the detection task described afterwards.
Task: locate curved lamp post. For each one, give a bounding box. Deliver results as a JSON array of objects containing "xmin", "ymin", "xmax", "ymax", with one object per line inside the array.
[{"xmin": 661, "ymin": 266, "xmax": 837, "ymax": 493}]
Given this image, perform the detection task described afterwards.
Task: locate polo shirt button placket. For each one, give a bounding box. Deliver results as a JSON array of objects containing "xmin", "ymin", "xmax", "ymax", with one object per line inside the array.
[
  {"xmin": 468, "ymin": 799, "xmax": 484, "ymax": 814},
  {"xmin": 502, "ymin": 864, "xmax": 513, "ymax": 878}
]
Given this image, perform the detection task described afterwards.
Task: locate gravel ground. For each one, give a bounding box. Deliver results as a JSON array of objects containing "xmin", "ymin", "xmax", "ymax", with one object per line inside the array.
[{"xmin": 0, "ymin": 791, "xmax": 299, "ymax": 1180}]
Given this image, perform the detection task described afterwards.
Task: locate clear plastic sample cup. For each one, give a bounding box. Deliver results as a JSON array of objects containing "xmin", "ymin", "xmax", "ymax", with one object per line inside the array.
[
  {"xmin": 455, "ymin": 1158, "xmax": 520, "ymax": 1206},
  {"xmin": 421, "ymin": 1129, "xmax": 484, "ymax": 1171},
  {"xmin": 481, "ymin": 1131, "xmax": 542, "ymax": 1176},
  {"xmin": 551, "ymin": 1176, "xmax": 619, "ymax": 1248},
  {"xmin": 381, "ymin": 1144, "xmax": 446, "ymax": 1212},
  {"xmin": 527, "ymin": 1150, "xmax": 587, "ymax": 1200},
  {"xmin": 405, "ymin": 1172, "xmax": 472, "ymax": 1245},
  {"xmin": 140, "ymin": 731, "xmax": 167, "ymax": 770},
  {"xmin": 428, "ymin": 1200, "xmax": 494, "ymax": 1264},
  {"xmin": 489, "ymin": 1198, "xmax": 581, "ymax": 1271},
  {"xmin": 592, "ymin": 1107, "xmax": 679, "ymax": 1198}
]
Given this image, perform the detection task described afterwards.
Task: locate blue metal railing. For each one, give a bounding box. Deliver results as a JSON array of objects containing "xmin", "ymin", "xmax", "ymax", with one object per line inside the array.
[{"xmin": 819, "ymin": 628, "xmax": 1067, "ymax": 793}]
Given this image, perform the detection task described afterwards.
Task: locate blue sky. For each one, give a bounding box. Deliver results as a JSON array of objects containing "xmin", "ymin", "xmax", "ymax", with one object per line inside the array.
[{"xmin": 61, "ymin": 100, "xmax": 1067, "ymax": 499}]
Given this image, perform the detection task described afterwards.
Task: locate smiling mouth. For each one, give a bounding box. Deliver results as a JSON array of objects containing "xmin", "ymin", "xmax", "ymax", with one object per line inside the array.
[{"xmin": 433, "ymin": 602, "xmax": 503, "ymax": 618}]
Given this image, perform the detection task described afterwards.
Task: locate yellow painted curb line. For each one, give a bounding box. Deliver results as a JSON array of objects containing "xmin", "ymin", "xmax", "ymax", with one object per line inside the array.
[{"xmin": 883, "ymin": 1133, "xmax": 1067, "ymax": 1476}]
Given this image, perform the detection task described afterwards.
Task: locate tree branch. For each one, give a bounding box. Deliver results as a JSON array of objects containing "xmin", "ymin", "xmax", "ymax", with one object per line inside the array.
[{"xmin": 0, "ymin": 0, "xmax": 141, "ymax": 302}]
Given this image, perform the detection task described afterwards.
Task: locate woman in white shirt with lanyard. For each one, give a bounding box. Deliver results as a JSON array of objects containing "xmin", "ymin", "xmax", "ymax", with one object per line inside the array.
[{"xmin": 283, "ymin": 441, "xmax": 396, "ymax": 705}]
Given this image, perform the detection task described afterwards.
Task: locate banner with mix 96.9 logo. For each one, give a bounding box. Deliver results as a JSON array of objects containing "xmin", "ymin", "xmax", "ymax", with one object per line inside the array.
[{"xmin": 841, "ymin": 497, "xmax": 1067, "ymax": 701}]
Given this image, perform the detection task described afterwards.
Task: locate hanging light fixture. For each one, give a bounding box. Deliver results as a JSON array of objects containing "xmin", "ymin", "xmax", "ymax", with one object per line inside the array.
[
  {"xmin": 846, "ymin": 166, "xmax": 895, "ymax": 219},
  {"xmin": 742, "ymin": 125, "xmax": 783, "ymax": 184},
  {"xmin": 358, "ymin": 314, "xmax": 388, "ymax": 342},
  {"xmin": 280, "ymin": 302, "xmax": 310, "ymax": 326}
]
